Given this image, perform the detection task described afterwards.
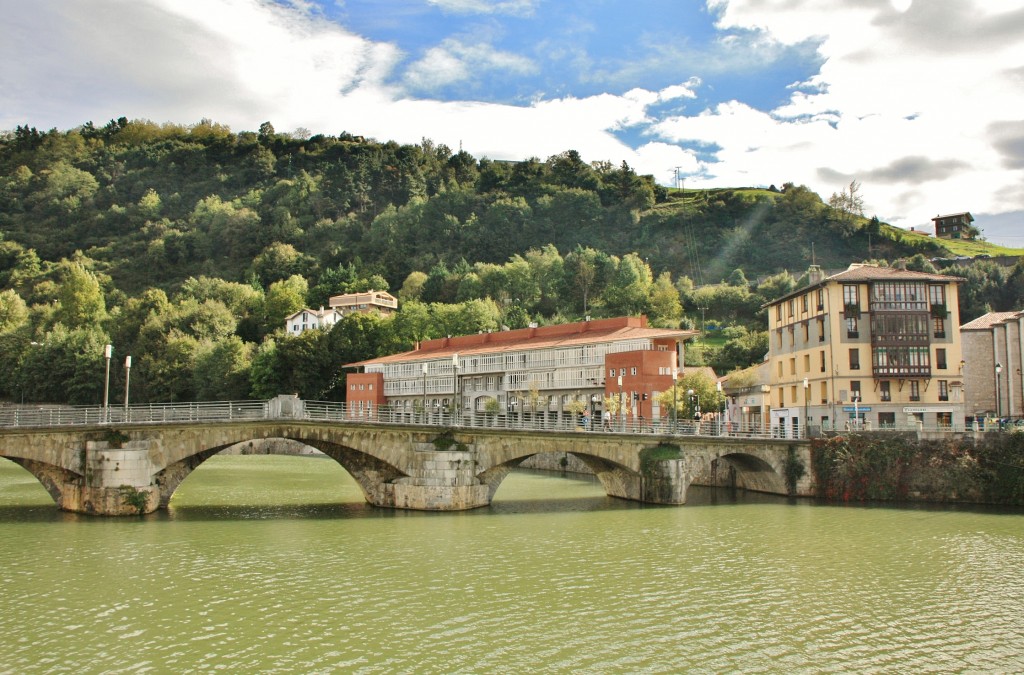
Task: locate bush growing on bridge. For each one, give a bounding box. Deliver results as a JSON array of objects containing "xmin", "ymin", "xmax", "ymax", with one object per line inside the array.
[
  {"xmin": 639, "ymin": 443, "xmax": 682, "ymax": 475},
  {"xmin": 432, "ymin": 430, "xmax": 469, "ymax": 453}
]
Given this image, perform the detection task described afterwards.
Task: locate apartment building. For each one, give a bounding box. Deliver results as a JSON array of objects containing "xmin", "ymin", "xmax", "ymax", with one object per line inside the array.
[
  {"xmin": 345, "ymin": 316, "xmax": 697, "ymax": 422},
  {"xmin": 329, "ymin": 290, "xmax": 398, "ymax": 316},
  {"xmin": 765, "ymin": 264, "xmax": 965, "ymax": 434}
]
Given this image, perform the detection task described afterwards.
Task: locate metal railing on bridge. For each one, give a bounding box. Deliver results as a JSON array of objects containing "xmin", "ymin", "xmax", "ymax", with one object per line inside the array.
[{"xmin": 1, "ymin": 398, "xmax": 967, "ymax": 439}]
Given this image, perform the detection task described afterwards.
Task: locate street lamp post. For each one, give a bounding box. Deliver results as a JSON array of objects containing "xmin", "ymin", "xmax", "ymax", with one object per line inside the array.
[
  {"xmin": 996, "ymin": 362, "xmax": 1003, "ymax": 421},
  {"xmin": 715, "ymin": 381, "xmax": 723, "ymax": 436},
  {"xmin": 452, "ymin": 353, "xmax": 461, "ymax": 426},
  {"xmin": 672, "ymin": 367, "xmax": 679, "ymax": 435},
  {"xmin": 687, "ymin": 388, "xmax": 700, "ymax": 433},
  {"xmin": 102, "ymin": 343, "xmax": 112, "ymax": 423},
  {"xmin": 422, "ymin": 362, "xmax": 429, "ymax": 423},
  {"xmin": 124, "ymin": 355, "xmax": 132, "ymax": 416},
  {"xmin": 803, "ymin": 377, "xmax": 809, "ymax": 439},
  {"xmin": 761, "ymin": 384, "xmax": 771, "ymax": 436},
  {"xmin": 617, "ymin": 375, "xmax": 624, "ymax": 431}
]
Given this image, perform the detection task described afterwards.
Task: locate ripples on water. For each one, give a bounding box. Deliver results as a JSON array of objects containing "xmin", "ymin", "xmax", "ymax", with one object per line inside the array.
[{"xmin": 1, "ymin": 455, "xmax": 1022, "ymax": 673}]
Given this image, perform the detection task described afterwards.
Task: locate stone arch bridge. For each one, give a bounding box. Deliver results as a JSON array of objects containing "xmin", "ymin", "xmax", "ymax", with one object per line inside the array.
[{"xmin": 0, "ymin": 399, "xmax": 813, "ymax": 516}]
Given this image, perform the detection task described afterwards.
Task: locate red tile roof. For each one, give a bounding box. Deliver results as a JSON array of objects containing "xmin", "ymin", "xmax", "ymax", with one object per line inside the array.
[
  {"xmin": 960, "ymin": 311, "xmax": 1023, "ymax": 331},
  {"xmin": 346, "ymin": 316, "xmax": 698, "ymax": 368}
]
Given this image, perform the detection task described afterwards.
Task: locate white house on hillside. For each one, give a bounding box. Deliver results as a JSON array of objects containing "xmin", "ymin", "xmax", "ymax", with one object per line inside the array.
[{"xmin": 285, "ymin": 307, "xmax": 343, "ymax": 335}]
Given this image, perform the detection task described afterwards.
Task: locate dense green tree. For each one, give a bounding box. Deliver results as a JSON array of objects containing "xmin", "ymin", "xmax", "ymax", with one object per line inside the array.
[
  {"xmin": 601, "ymin": 253, "xmax": 651, "ymax": 316},
  {"xmin": 193, "ymin": 335, "xmax": 254, "ymax": 400},
  {"xmin": 648, "ymin": 271, "xmax": 682, "ymax": 327},
  {"xmin": 263, "ymin": 274, "xmax": 309, "ymax": 334},
  {"xmin": 0, "ymin": 289, "xmax": 28, "ymax": 332},
  {"xmin": 54, "ymin": 261, "xmax": 106, "ymax": 327}
]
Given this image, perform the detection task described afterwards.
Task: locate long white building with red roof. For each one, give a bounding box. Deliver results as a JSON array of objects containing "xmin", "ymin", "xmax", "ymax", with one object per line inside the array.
[{"xmin": 345, "ymin": 316, "xmax": 698, "ymax": 424}]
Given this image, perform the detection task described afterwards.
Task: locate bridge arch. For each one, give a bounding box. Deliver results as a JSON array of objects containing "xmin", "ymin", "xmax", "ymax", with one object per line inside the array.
[
  {"xmin": 704, "ymin": 451, "xmax": 788, "ymax": 495},
  {"xmin": 155, "ymin": 431, "xmax": 411, "ymax": 509}
]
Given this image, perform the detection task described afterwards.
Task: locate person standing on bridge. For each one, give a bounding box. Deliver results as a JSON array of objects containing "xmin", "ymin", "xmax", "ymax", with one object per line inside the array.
[{"xmin": 603, "ymin": 410, "xmax": 612, "ymax": 431}]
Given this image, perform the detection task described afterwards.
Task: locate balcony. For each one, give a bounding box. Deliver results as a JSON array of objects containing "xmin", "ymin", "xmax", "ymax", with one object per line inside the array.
[{"xmin": 872, "ymin": 365, "xmax": 931, "ymax": 378}]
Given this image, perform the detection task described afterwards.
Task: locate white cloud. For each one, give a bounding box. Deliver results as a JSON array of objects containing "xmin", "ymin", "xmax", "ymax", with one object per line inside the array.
[
  {"xmin": 426, "ymin": 0, "xmax": 538, "ymax": 16},
  {"xmin": 1, "ymin": 0, "xmax": 1021, "ymax": 241},
  {"xmin": 662, "ymin": 0, "xmax": 1024, "ymax": 230},
  {"xmin": 404, "ymin": 38, "xmax": 537, "ymax": 91}
]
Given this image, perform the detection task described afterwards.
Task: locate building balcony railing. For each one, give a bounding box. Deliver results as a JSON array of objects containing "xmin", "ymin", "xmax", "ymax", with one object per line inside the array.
[
  {"xmin": 871, "ymin": 334, "xmax": 930, "ymax": 345},
  {"xmin": 872, "ymin": 366, "xmax": 931, "ymax": 378}
]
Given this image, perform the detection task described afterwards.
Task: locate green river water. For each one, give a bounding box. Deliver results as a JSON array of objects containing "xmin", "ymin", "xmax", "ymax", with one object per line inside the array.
[{"xmin": 1, "ymin": 454, "xmax": 1022, "ymax": 674}]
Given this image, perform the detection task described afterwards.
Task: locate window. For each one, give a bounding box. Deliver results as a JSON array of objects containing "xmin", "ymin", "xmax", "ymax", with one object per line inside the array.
[
  {"xmin": 933, "ymin": 317, "xmax": 946, "ymax": 338},
  {"xmin": 789, "ymin": 326, "xmax": 795, "ymax": 346},
  {"xmin": 880, "ymin": 381, "xmax": 891, "ymax": 402},
  {"xmin": 776, "ymin": 304, "xmax": 782, "ymax": 321},
  {"xmin": 846, "ymin": 316, "xmax": 859, "ymax": 338},
  {"xmin": 778, "ymin": 361, "xmax": 783, "ymax": 377},
  {"xmin": 849, "ymin": 348, "xmax": 860, "ymax": 370},
  {"xmin": 910, "ymin": 381, "xmax": 920, "ymax": 401},
  {"xmin": 820, "ymin": 381, "xmax": 827, "ymax": 403},
  {"xmin": 788, "ymin": 300, "xmax": 795, "ymax": 317},
  {"xmin": 820, "ymin": 351, "xmax": 826, "ymax": 373},
  {"xmin": 851, "ymin": 381, "xmax": 862, "ymax": 402},
  {"xmin": 802, "ymin": 294, "xmax": 808, "ymax": 312},
  {"xmin": 817, "ymin": 317, "xmax": 825, "ymax": 341},
  {"xmin": 609, "ymin": 369, "xmax": 615, "ymax": 377},
  {"xmin": 630, "ymin": 367, "xmax": 637, "ymax": 376},
  {"xmin": 879, "ymin": 412, "xmax": 896, "ymax": 428},
  {"xmin": 938, "ymin": 380, "xmax": 949, "ymax": 402},
  {"xmin": 802, "ymin": 323, "xmax": 809, "ymax": 343},
  {"xmin": 843, "ymin": 284, "xmax": 859, "ymax": 307},
  {"xmin": 789, "ymin": 358, "xmax": 797, "ymax": 375},
  {"xmin": 928, "ymin": 284, "xmax": 945, "ymax": 306},
  {"xmin": 817, "ymin": 289, "xmax": 824, "ymax": 310},
  {"xmin": 936, "ymin": 348, "xmax": 947, "ymax": 370}
]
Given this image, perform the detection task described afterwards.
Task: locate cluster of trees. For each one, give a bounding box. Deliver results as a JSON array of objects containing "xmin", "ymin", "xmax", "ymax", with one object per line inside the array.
[{"xmin": 0, "ymin": 119, "xmax": 1020, "ymax": 406}]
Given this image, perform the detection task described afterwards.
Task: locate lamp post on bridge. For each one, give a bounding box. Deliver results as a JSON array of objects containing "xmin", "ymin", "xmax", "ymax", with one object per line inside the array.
[
  {"xmin": 672, "ymin": 367, "xmax": 679, "ymax": 435},
  {"xmin": 124, "ymin": 355, "xmax": 132, "ymax": 416},
  {"xmin": 803, "ymin": 377, "xmax": 809, "ymax": 439},
  {"xmin": 422, "ymin": 362, "xmax": 428, "ymax": 423},
  {"xmin": 761, "ymin": 384, "xmax": 771, "ymax": 436},
  {"xmin": 102, "ymin": 343, "xmax": 112, "ymax": 423},
  {"xmin": 996, "ymin": 362, "xmax": 1003, "ymax": 422},
  {"xmin": 452, "ymin": 353, "xmax": 461, "ymax": 426},
  {"xmin": 617, "ymin": 375, "xmax": 624, "ymax": 432}
]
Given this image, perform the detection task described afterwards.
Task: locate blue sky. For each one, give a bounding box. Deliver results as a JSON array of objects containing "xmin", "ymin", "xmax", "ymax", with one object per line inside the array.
[{"xmin": 2, "ymin": 0, "xmax": 1023, "ymax": 246}]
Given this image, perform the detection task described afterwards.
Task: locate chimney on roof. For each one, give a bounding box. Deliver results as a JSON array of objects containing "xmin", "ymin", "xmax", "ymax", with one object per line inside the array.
[{"xmin": 807, "ymin": 264, "xmax": 824, "ymax": 285}]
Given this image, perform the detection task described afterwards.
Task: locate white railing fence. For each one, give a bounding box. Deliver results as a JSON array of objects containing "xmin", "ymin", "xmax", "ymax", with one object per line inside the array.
[{"xmin": 0, "ymin": 398, "xmax": 977, "ymax": 439}]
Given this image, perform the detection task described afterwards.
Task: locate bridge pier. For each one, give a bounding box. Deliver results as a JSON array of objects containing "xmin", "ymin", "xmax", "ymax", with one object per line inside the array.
[
  {"xmin": 389, "ymin": 445, "xmax": 490, "ymax": 510},
  {"xmin": 587, "ymin": 456, "xmax": 691, "ymax": 505},
  {"xmin": 63, "ymin": 441, "xmax": 161, "ymax": 516}
]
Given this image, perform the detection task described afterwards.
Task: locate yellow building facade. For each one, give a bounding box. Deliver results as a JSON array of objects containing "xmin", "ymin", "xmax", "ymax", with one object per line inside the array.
[{"xmin": 766, "ymin": 264, "xmax": 965, "ymax": 435}]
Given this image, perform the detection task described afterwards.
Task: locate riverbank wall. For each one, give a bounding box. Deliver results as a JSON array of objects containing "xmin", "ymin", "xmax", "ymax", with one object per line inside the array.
[{"xmin": 812, "ymin": 431, "xmax": 1024, "ymax": 506}]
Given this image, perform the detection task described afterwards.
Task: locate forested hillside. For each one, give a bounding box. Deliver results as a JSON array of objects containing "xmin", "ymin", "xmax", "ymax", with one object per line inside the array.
[{"xmin": 1, "ymin": 119, "xmax": 1021, "ymax": 405}]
